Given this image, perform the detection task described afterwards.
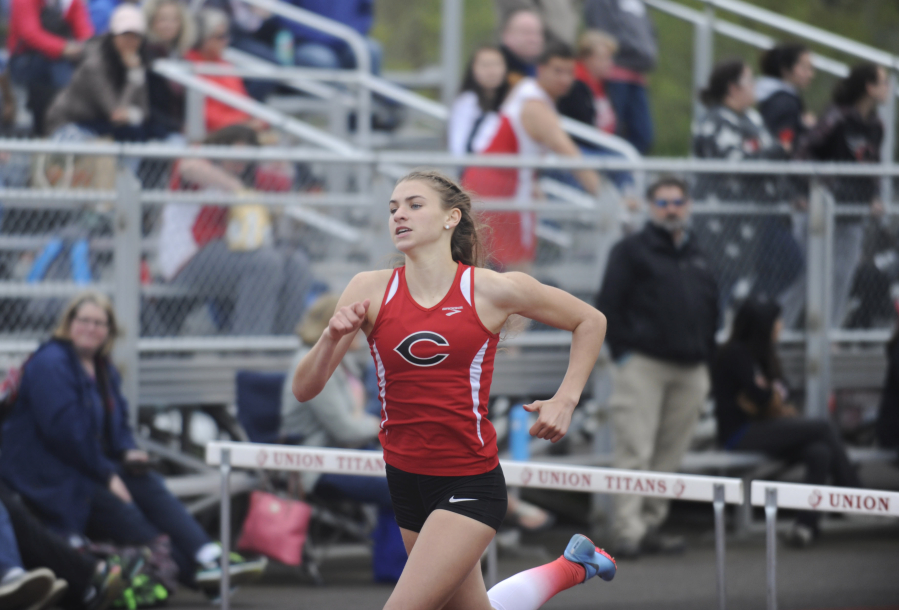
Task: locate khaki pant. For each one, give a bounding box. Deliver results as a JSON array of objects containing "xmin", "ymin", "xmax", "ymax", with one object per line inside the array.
[{"xmin": 610, "ymin": 353, "xmax": 709, "ymax": 545}]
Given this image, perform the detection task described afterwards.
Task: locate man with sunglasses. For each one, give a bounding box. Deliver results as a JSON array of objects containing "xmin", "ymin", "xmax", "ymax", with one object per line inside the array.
[{"xmin": 596, "ymin": 175, "xmax": 719, "ymax": 559}]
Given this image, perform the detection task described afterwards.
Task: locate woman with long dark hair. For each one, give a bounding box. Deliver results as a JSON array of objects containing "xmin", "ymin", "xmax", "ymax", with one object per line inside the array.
[
  {"xmin": 692, "ymin": 59, "xmax": 797, "ymax": 309},
  {"xmin": 448, "ymin": 46, "xmax": 510, "ymax": 156},
  {"xmin": 798, "ymin": 62, "xmax": 889, "ymax": 328},
  {"xmin": 712, "ymin": 296, "xmax": 861, "ymax": 547}
]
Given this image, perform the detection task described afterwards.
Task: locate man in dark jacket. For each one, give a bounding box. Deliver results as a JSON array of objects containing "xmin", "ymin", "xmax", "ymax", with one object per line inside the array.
[
  {"xmin": 596, "ymin": 175, "xmax": 719, "ymax": 558},
  {"xmin": 584, "ymin": 0, "xmax": 657, "ymax": 153}
]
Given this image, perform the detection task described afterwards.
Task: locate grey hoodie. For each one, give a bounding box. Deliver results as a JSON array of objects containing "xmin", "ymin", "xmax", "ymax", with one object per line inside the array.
[{"xmin": 584, "ymin": 0, "xmax": 657, "ymax": 74}]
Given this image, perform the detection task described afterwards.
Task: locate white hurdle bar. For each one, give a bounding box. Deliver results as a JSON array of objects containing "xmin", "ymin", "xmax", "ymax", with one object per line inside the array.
[
  {"xmin": 206, "ymin": 441, "xmax": 743, "ymax": 610},
  {"xmin": 750, "ymin": 480, "xmax": 899, "ymax": 610}
]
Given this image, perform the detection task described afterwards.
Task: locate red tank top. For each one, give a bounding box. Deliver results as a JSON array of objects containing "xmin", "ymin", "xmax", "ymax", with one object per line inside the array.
[{"xmin": 367, "ymin": 263, "xmax": 500, "ymax": 476}]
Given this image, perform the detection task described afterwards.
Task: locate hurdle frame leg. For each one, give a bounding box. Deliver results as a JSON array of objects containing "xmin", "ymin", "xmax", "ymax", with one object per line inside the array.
[
  {"xmin": 220, "ymin": 448, "xmax": 232, "ymax": 610},
  {"xmin": 765, "ymin": 487, "xmax": 778, "ymax": 610},
  {"xmin": 713, "ymin": 483, "xmax": 727, "ymax": 610}
]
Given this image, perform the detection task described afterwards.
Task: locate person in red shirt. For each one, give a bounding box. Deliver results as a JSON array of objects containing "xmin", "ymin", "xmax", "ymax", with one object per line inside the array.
[
  {"xmin": 7, "ymin": 0, "xmax": 94, "ymax": 134},
  {"xmin": 184, "ymin": 8, "xmax": 266, "ymax": 134},
  {"xmin": 292, "ymin": 169, "xmax": 616, "ymax": 610}
]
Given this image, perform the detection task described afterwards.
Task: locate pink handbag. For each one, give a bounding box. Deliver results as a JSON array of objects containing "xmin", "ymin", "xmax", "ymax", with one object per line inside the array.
[{"xmin": 237, "ymin": 490, "xmax": 313, "ymax": 566}]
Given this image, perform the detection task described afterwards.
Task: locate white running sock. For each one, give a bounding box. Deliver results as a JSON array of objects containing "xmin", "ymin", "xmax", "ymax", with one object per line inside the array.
[{"xmin": 487, "ymin": 556, "xmax": 585, "ymax": 610}]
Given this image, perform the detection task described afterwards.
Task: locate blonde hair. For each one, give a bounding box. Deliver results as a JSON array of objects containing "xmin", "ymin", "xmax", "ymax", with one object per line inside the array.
[
  {"xmin": 144, "ymin": 0, "xmax": 197, "ymax": 54},
  {"xmin": 576, "ymin": 30, "xmax": 618, "ymax": 60},
  {"xmin": 396, "ymin": 169, "xmax": 489, "ymax": 268},
  {"xmin": 296, "ymin": 294, "xmax": 340, "ymax": 345},
  {"xmin": 52, "ymin": 291, "xmax": 119, "ymax": 357}
]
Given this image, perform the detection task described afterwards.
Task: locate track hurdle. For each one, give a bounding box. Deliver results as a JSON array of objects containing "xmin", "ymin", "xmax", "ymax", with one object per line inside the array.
[
  {"xmin": 750, "ymin": 480, "xmax": 899, "ymax": 610},
  {"xmin": 206, "ymin": 441, "xmax": 743, "ymax": 610}
]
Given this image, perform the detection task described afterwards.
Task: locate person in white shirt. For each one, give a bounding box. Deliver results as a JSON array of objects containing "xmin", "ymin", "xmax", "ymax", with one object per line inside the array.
[{"xmin": 448, "ymin": 46, "xmax": 509, "ymax": 156}]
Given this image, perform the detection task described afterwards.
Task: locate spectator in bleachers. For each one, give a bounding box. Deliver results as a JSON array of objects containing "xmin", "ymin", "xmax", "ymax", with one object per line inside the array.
[
  {"xmin": 798, "ymin": 62, "xmax": 888, "ymax": 328},
  {"xmin": 556, "ymin": 30, "xmax": 636, "ymax": 193},
  {"xmin": 499, "ymin": 8, "xmax": 544, "ymax": 87},
  {"xmin": 712, "ymin": 296, "xmax": 861, "ymax": 548},
  {"xmin": 199, "ymin": 0, "xmax": 282, "ymax": 101},
  {"xmin": 157, "ymin": 124, "xmax": 313, "ymax": 335},
  {"xmin": 596, "ymin": 175, "xmax": 718, "ymax": 559},
  {"xmin": 7, "ymin": 0, "xmax": 94, "ymax": 135},
  {"xmin": 279, "ymin": 0, "xmax": 381, "ymax": 74},
  {"xmin": 0, "ymin": 479, "xmax": 126, "ymax": 609},
  {"xmin": 44, "ymin": 5, "xmax": 176, "ymax": 142},
  {"xmin": 876, "ymin": 315, "xmax": 899, "ymax": 448},
  {"xmin": 447, "ymin": 46, "xmax": 509, "ymax": 156},
  {"xmin": 557, "ymin": 30, "xmax": 617, "ymax": 137},
  {"xmin": 280, "ymin": 294, "xmax": 407, "ymax": 583},
  {"xmin": 0, "ymin": 291, "xmax": 268, "ymax": 595},
  {"xmin": 583, "ymin": 0, "xmax": 656, "ymax": 154},
  {"xmin": 185, "ymin": 8, "xmax": 267, "ymax": 133},
  {"xmin": 494, "ymin": 0, "xmax": 578, "ymax": 48},
  {"xmin": 756, "ymin": 43, "xmax": 815, "ymax": 151},
  {"xmin": 0, "ymin": 500, "xmax": 64, "ymax": 609},
  {"xmin": 144, "ymin": 0, "xmax": 196, "ymax": 133},
  {"xmin": 692, "ymin": 58, "xmax": 798, "ymax": 309},
  {"xmin": 461, "ymin": 43, "xmax": 601, "ymax": 270}
]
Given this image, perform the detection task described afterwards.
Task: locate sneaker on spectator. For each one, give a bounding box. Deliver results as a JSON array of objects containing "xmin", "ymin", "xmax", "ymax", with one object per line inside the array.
[
  {"xmin": 112, "ymin": 573, "xmax": 169, "ymax": 609},
  {"xmin": 85, "ymin": 562, "xmax": 126, "ymax": 610},
  {"xmin": 0, "ymin": 567, "xmax": 55, "ymax": 609},
  {"xmin": 195, "ymin": 550, "xmax": 267, "ymax": 588}
]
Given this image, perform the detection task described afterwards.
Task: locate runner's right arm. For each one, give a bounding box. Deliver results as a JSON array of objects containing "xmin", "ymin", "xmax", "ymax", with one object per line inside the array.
[{"xmin": 291, "ymin": 272, "xmax": 380, "ymax": 402}]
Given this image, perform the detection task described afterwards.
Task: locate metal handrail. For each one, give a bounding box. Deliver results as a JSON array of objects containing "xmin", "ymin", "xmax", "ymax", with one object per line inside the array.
[
  {"xmin": 3, "ymin": 139, "xmax": 899, "ymax": 175},
  {"xmin": 703, "ymin": 0, "xmax": 896, "ymax": 68},
  {"xmin": 644, "ymin": 0, "xmax": 850, "ymax": 77},
  {"xmin": 152, "ymin": 60, "xmax": 360, "ymax": 156},
  {"xmin": 232, "ymin": 0, "xmax": 372, "ymax": 147}
]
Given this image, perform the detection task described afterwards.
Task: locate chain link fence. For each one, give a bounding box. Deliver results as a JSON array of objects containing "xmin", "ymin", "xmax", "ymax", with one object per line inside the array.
[{"xmin": 0, "ymin": 143, "xmax": 895, "ymax": 416}]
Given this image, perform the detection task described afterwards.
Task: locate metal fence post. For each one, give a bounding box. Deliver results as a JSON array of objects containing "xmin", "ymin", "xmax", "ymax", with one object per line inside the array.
[
  {"xmin": 441, "ymin": 0, "xmax": 463, "ymax": 108},
  {"xmin": 186, "ymin": 88, "xmax": 206, "ymax": 143},
  {"xmin": 112, "ymin": 166, "xmax": 141, "ymax": 430},
  {"xmin": 804, "ymin": 179, "xmax": 833, "ymax": 419},
  {"xmin": 692, "ymin": 3, "xmax": 715, "ymax": 126},
  {"xmin": 713, "ymin": 483, "xmax": 727, "ymax": 610},
  {"xmin": 880, "ymin": 69, "xmax": 897, "ymax": 211},
  {"xmin": 485, "ymin": 539, "xmax": 498, "ymax": 589},
  {"xmin": 765, "ymin": 487, "xmax": 778, "ymax": 610},
  {"xmin": 220, "ymin": 448, "xmax": 232, "ymax": 610}
]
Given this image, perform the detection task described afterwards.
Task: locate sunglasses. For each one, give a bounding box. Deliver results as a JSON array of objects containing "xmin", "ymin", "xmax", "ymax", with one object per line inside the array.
[{"xmin": 653, "ymin": 198, "xmax": 687, "ymax": 208}]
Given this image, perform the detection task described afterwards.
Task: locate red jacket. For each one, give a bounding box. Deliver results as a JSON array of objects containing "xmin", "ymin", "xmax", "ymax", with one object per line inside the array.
[
  {"xmin": 7, "ymin": 0, "xmax": 94, "ymax": 59},
  {"xmin": 184, "ymin": 49, "xmax": 254, "ymax": 133}
]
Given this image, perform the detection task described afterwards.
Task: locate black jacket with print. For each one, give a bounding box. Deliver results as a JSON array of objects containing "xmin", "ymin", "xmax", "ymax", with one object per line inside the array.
[{"xmin": 692, "ymin": 105, "xmax": 791, "ymax": 203}]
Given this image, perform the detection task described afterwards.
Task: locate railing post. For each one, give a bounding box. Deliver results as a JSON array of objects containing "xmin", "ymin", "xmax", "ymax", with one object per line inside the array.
[
  {"xmin": 765, "ymin": 487, "xmax": 778, "ymax": 610},
  {"xmin": 693, "ymin": 3, "xmax": 715, "ymax": 126},
  {"xmin": 186, "ymin": 88, "xmax": 206, "ymax": 143},
  {"xmin": 441, "ymin": 0, "xmax": 464, "ymax": 108},
  {"xmin": 220, "ymin": 448, "xmax": 232, "ymax": 610},
  {"xmin": 880, "ymin": 69, "xmax": 897, "ymax": 211},
  {"xmin": 804, "ymin": 178, "xmax": 833, "ymax": 419},
  {"xmin": 713, "ymin": 483, "xmax": 727, "ymax": 610},
  {"xmin": 112, "ymin": 165, "xmax": 141, "ymax": 430}
]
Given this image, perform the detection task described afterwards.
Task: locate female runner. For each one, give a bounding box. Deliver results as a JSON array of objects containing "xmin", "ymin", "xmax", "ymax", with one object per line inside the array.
[{"xmin": 292, "ymin": 169, "xmax": 616, "ymax": 610}]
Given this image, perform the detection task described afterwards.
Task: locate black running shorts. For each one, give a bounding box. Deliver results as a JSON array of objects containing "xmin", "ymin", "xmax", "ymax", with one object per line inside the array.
[{"xmin": 385, "ymin": 463, "xmax": 508, "ymax": 533}]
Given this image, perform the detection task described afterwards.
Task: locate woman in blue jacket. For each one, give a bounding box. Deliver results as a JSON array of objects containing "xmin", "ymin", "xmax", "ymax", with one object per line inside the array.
[{"xmin": 0, "ymin": 292, "xmax": 266, "ymax": 595}]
